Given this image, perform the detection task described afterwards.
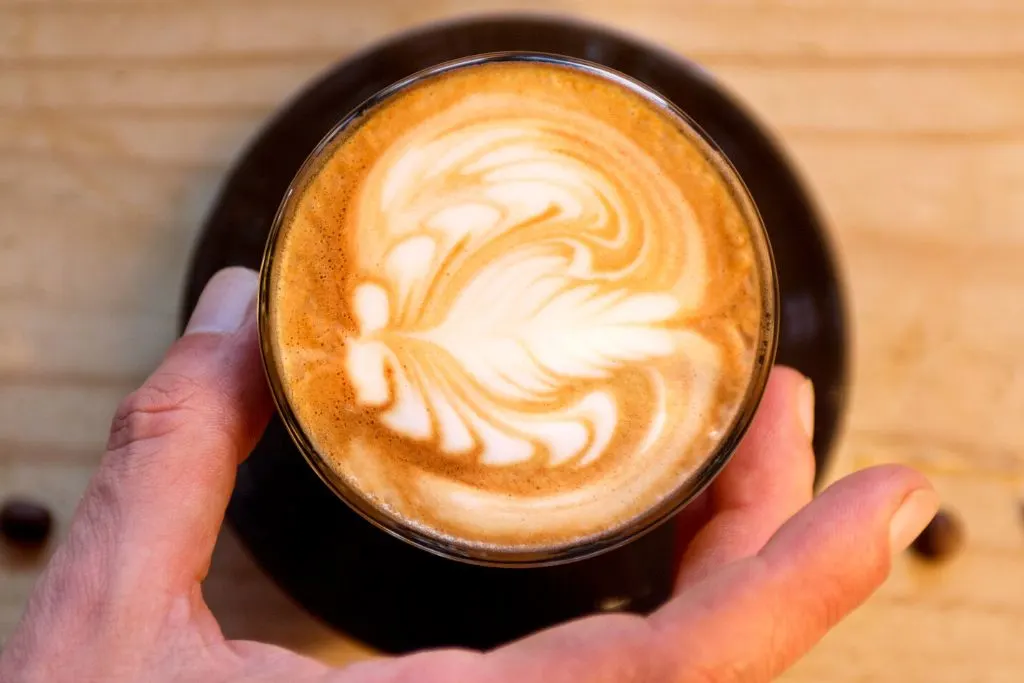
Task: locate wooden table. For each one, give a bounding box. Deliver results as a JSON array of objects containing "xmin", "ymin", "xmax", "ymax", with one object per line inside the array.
[{"xmin": 2, "ymin": 1, "xmax": 1023, "ymax": 680}]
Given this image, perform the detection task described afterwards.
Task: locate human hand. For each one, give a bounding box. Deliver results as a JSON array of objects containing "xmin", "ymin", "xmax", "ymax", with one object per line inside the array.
[{"xmin": 0, "ymin": 267, "xmax": 938, "ymax": 683}]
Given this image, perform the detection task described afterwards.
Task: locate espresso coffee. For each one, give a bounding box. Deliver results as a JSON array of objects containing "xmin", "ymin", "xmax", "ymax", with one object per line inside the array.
[{"xmin": 265, "ymin": 58, "xmax": 769, "ymax": 555}]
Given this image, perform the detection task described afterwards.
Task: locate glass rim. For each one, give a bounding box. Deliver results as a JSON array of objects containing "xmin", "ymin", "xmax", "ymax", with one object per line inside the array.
[{"xmin": 257, "ymin": 50, "xmax": 780, "ymax": 568}]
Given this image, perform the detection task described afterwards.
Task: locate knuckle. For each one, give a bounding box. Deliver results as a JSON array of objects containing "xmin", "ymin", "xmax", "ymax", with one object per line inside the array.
[{"xmin": 107, "ymin": 372, "xmax": 204, "ymax": 453}]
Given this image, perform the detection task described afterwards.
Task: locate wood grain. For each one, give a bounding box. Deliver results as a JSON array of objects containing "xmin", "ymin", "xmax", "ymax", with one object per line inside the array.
[{"xmin": 2, "ymin": 1, "xmax": 1023, "ymax": 680}]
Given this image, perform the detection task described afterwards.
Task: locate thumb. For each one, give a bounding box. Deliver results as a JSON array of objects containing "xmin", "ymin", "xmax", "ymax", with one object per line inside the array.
[
  {"xmin": 79, "ymin": 268, "xmax": 271, "ymax": 593},
  {"xmin": 2, "ymin": 268, "xmax": 272, "ymax": 677},
  {"xmin": 651, "ymin": 464, "xmax": 938, "ymax": 681}
]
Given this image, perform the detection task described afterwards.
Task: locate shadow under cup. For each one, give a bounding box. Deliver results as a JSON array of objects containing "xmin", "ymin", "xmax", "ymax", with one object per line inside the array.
[{"xmin": 257, "ymin": 52, "xmax": 780, "ymax": 568}]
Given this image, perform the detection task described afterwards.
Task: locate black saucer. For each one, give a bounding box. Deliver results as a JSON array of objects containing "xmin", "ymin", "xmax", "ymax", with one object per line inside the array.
[{"xmin": 181, "ymin": 16, "xmax": 848, "ymax": 653}]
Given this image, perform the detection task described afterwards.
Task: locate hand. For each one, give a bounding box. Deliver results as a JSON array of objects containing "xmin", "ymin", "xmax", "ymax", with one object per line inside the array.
[{"xmin": 0, "ymin": 268, "xmax": 938, "ymax": 683}]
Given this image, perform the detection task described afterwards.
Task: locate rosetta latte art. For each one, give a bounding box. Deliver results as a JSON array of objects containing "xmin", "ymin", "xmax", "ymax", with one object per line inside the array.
[{"xmin": 343, "ymin": 93, "xmax": 716, "ymax": 471}]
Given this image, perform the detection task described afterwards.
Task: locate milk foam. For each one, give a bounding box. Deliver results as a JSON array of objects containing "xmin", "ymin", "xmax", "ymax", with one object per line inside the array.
[{"xmin": 272, "ymin": 63, "xmax": 763, "ymax": 550}]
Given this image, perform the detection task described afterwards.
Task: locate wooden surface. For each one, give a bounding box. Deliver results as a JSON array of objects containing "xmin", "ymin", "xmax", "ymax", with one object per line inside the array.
[{"xmin": 2, "ymin": 0, "xmax": 1024, "ymax": 680}]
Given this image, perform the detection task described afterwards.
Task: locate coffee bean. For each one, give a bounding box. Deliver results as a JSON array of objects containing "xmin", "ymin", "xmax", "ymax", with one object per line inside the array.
[
  {"xmin": 909, "ymin": 507, "xmax": 964, "ymax": 562},
  {"xmin": 1, "ymin": 498, "xmax": 54, "ymax": 548}
]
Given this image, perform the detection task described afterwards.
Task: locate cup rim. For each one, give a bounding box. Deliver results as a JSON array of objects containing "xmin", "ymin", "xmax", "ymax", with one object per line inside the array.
[{"xmin": 257, "ymin": 50, "xmax": 780, "ymax": 568}]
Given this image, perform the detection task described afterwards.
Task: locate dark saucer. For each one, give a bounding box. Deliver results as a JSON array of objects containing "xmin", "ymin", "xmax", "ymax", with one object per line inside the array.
[{"xmin": 181, "ymin": 16, "xmax": 849, "ymax": 653}]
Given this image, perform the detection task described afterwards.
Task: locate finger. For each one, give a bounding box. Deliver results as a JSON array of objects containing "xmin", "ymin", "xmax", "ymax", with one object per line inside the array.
[
  {"xmin": 481, "ymin": 466, "xmax": 935, "ymax": 683},
  {"xmin": 675, "ymin": 366, "xmax": 815, "ymax": 589},
  {"xmin": 87, "ymin": 268, "xmax": 270, "ymax": 589},
  {"xmin": 651, "ymin": 465, "xmax": 938, "ymax": 682}
]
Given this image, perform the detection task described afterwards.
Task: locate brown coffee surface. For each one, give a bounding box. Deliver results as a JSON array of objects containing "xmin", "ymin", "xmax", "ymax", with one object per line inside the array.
[{"xmin": 267, "ymin": 60, "xmax": 766, "ymax": 553}]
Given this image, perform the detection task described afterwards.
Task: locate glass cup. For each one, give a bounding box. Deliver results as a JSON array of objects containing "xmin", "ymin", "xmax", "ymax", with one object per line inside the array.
[{"xmin": 257, "ymin": 51, "xmax": 779, "ymax": 567}]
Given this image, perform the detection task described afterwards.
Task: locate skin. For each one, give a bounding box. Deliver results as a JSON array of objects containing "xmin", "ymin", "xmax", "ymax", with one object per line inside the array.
[{"xmin": 0, "ymin": 268, "xmax": 938, "ymax": 683}]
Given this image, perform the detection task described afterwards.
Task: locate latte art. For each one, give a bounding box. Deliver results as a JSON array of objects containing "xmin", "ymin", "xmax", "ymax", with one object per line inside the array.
[
  {"xmin": 347, "ymin": 95, "xmax": 708, "ymax": 470},
  {"xmin": 268, "ymin": 60, "xmax": 768, "ymax": 551}
]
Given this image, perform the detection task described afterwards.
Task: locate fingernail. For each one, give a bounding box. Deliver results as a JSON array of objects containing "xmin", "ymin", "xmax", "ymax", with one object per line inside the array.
[
  {"xmin": 798, "ymin": 378, "xmax": 815, "ymax": 440},
  {"xmin": 889, "ymin": 488, "xmax": 940, "ymax": 554},
  {"xmin": 185, "ymin": 267, "xmax": 259, "ymax": 335}
]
